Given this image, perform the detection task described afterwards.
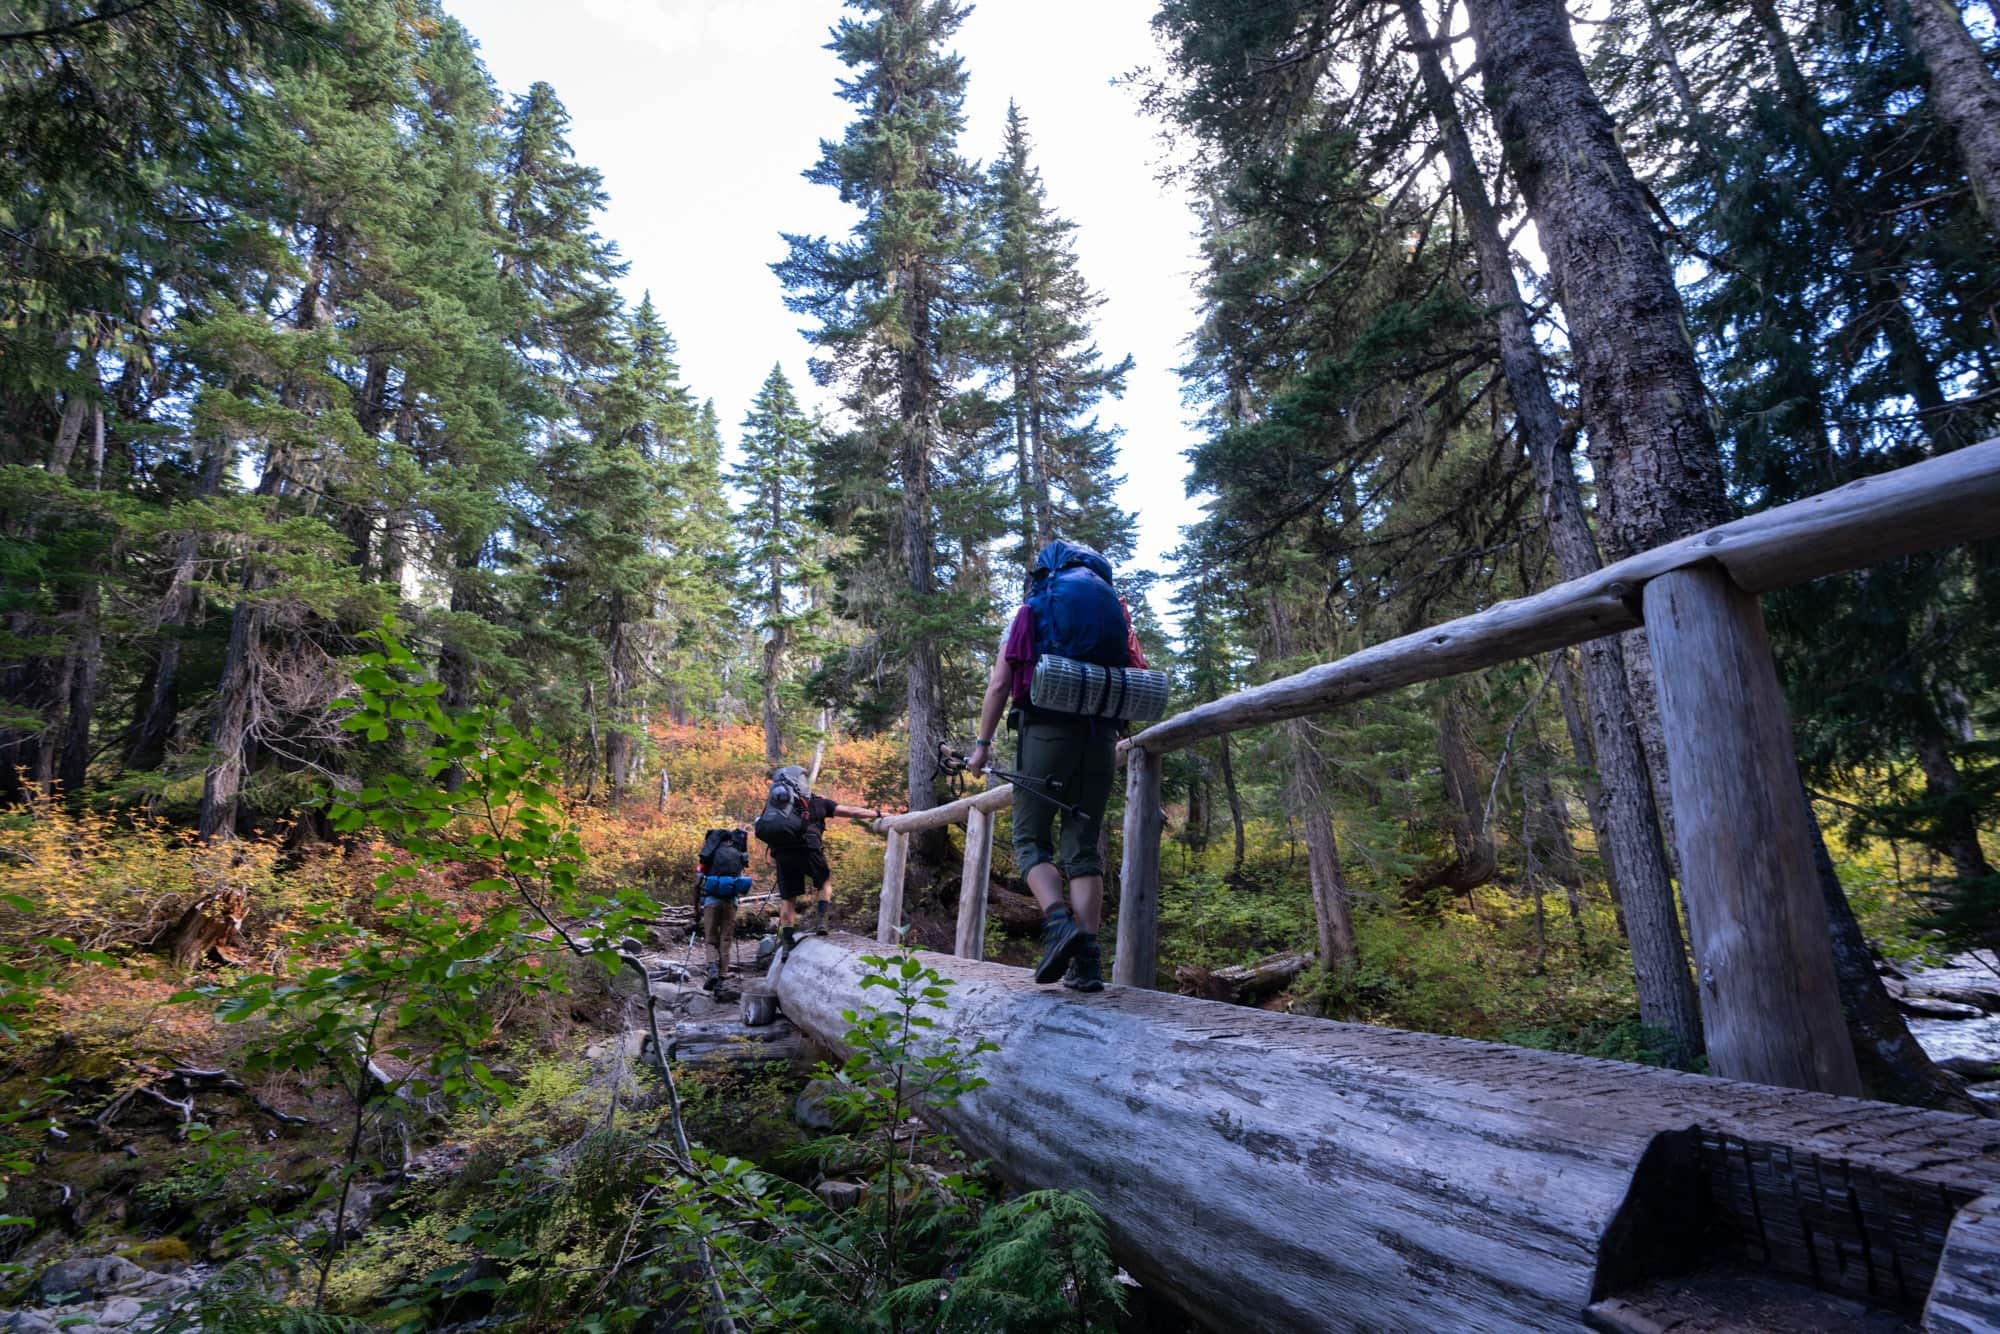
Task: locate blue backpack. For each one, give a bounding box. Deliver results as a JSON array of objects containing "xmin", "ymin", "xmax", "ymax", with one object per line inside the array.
[{"xmin": 1027, "ymin": 540, "xmax": 1127, "ymax": 668}]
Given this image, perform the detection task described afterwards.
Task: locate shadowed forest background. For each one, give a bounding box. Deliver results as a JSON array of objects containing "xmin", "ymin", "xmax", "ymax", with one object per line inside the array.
[{"xmin": 0, "ymin": 0, "xmax": 1996, "ymax": 1328}]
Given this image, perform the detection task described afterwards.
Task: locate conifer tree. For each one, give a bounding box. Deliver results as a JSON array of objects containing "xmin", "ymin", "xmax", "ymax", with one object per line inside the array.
[
  {"xmin": 656, "ymin": 397, "xmax": 742, "ymax": 724},
  {"xmin": 776, "ymin": 0, "xmax": 988, "ymax": 831},
  {"xmin": 735, "ymin": 365, "xmax": 830, "ymax": 767},
  {"xmin": 1173, "ymin": 575, "xmax": 1248, "ymax": 870},
  {"xmin": 982, "ymin": 102, "xmax": 1136, "ymax": 564},
  {"xmin": 548, "ymin": 294, "xmax": 695, "ymax": 802}
]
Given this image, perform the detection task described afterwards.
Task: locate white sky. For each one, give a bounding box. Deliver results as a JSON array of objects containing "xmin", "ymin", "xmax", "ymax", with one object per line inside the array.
[{"xmin": 450, "ymin": 0, "xmax": 1209, "ymax": 613}]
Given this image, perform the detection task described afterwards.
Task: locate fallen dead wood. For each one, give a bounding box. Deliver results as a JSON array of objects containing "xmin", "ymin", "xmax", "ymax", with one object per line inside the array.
[
  {"xmin": 162, "ymin": 887, "xmax": 252, "ymax": 968},
  {"xmin": 1173, "ymin": 949, "xmax": 1314, "ymax": 1005},
  {"xmin": 94, "ymin": 1066, "xmax": 313, "ymax": 1130},
  {"xmin": 779, "ymin": 934, "xmax": 2000, "ymax": 1333}
]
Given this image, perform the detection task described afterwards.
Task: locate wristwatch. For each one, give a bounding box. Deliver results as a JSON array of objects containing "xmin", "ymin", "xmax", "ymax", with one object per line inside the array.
[{"xmin": 975, "ymin": 736, "xmax": 993, "ymax": 747}]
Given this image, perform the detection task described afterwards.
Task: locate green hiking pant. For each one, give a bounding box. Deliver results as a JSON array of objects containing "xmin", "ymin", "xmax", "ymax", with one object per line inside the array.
[{"xmin": 1011, "ymin": 716, "xmax": 1117, "ymax": 879}]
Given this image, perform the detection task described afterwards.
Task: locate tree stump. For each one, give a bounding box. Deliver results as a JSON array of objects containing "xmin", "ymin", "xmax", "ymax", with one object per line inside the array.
[{"xmin": 166, "ymin": 887, "xmax": 250, "ymax": 969}]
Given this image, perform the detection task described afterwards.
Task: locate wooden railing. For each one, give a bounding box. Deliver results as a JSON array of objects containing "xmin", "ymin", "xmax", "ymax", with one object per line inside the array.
[
  {"xmin": 853, "ymin": 438, "xmax": 2000, "ymax": 1093},
  {"xmin": 1107, "ymin": 436, "xmax": 2000, "ymax": 1093},
  {"xmin": 871, "ymin": 783, "xmax": 1012, "ymax": 957}
]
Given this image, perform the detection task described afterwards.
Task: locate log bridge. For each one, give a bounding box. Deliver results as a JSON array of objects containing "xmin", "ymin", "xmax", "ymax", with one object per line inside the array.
[{"xmin": 814, "ymin": 438, "xmax": 2000, "ymax": 1330}]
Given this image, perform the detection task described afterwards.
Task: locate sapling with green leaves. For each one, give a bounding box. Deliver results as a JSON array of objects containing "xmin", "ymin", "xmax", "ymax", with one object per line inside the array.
[
  {"xmin": 175, "ymin": 621, "xmax": 715, "ymax": 1315},
  {"xmin": 655, "ymin": 946, "xmax": 1122, "ymax": 1332}
]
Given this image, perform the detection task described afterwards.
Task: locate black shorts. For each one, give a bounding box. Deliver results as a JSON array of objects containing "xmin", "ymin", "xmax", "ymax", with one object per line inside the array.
[{"xmin": 770, "ymin": 847, "xmax": 831, "ymax": 899}]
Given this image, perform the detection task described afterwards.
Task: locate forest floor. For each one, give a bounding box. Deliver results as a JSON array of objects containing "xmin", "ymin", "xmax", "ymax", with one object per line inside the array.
[{"xmin": 2, "ymin": 729, "xmax": 1993, "ymax": 1329}]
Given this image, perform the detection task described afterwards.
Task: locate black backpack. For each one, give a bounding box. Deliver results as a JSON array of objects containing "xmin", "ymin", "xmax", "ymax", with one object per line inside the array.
[
  {"xmin": 753, "ymin": 770, "xmax": 810, "ymax": 852},
  {"xmin": 699, "ymin": 827, "xmax": 748, "ymax": 877}
]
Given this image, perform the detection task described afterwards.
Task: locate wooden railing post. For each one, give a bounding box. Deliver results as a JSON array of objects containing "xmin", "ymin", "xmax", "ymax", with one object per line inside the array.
[
  {"xmin": 1643, "ymin": 564, "xmax": 1863, "ymax": 1095},
  {"xmin": 954, "ymin": 806, "xmax": 995, "ymax": 960},
  {"xmin": 1114, "ymin": 747, "xmax": 1162, "ymax": 988},
  {"xmin": 877, "ymin": 828, "xmax": 909, "ymax": 946}
]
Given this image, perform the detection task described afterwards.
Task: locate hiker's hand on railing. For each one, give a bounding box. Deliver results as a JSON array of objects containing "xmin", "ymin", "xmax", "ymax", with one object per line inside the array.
[{"xmin": 966, "ymin": 741, "xmax": 991, "ymax": 776}]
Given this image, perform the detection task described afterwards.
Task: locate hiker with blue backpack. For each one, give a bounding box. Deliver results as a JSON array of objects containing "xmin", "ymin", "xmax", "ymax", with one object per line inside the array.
[
  {"xmin": 966, "ymin": 540, "xmax": 1168, "ymax": 992},
  {"xmin": 694, "ymin": 826, "xmax": 753, "ymax": 989}
]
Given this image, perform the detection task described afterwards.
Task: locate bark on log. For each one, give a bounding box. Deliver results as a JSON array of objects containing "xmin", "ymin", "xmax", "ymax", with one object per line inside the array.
[
  {"xmin": 1926, "ymin": 1194, "xmax": 2000, "ymax": 1332},
  {"xmin": 1644, "ymin": 565, "xmax": 1861, "ymax": 1095},
  {"xmin": 778, "ymin": 936, "xmax": 2000, "ymax": 1333},
  {"xmin": 1123, "ymin": 437, "xmax": 2000, "ymax": 756},
  {"xmin": 954, "ymin": 806, "xmax": 995, "ymax": 960},
  {"xmin": 875, "ymin": 828, "xmax": 909, "ymax": 945},
  {"xmin": 873, "ymin": 783, "xmax": 1011, "ymax": 835},
  {"xmin": 1114, "ymin": 748, "xmax": 1161, "ymax": 988},
  {"xmin": 1174, "ymin": 949, "xmax": 1313, "ymax": 1005}
]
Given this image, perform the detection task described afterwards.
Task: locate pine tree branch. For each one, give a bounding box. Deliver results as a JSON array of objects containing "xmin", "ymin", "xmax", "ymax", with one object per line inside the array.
[{"xmin": 0, "ymin": 0, "xmax": 168, "ymax": 44}]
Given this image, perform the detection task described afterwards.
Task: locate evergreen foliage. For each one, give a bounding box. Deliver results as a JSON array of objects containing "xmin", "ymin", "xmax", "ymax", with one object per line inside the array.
[
  {"xmin": 980, "ymin": 102, "xmax": 1136, "ymax": 565},
  {"xmin": 735, "ymin": 365, "xmax": 834, "ymax": 766},
  {"xmin": 775, "ymin": 0, "xmax": 992, "ymax": 821}
]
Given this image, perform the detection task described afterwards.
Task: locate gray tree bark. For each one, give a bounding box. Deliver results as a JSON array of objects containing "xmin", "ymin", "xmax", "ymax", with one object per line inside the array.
[
  {"xmin": 761, "ymin": 480, "xmax": 787, "ymax": 769},
  {"xmin": 1402, "ymin": 0, "xmax": 1700, "ymax": 1054},
  {"xmin": 1218, "ymin": 734, "xmax": 1247, "ymax": 874},
  {"xmin": 1462, "ymin": 0, "xmax": 1863, "ymax": 1089},
  {"xmin": 1461, "ymin": 0, "xmax": 1730, "ymax": 556},
  {"xmin": 1902, "ymin": 0, "xmax": 2000, "ymax": 237},
  {"xmin": 895, "ymin": 252, "xmax": 947, "ymax": 863},
  {"xmin": 1286, "ymin": 724, "xmax": 1357, "ymax": 972}
]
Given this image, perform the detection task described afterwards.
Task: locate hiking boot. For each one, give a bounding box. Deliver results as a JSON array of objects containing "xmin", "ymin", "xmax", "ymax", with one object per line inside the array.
[
  {"xmin": 703, "ymin": 962, "xmax": 721, "ymax": 992},
  {"xmin": 811, "ymin": 899, "xmax": 830, "ymax": 934},
  {"xmin": 780, "ymin": 926, "xmax": 798, "ymax": 951},
  {"xmin": 1062, "ymin": 935, "xmax": 1104, "ymax": 993},
  {"xmin": 1033, "ymin": 907, "xmax": 1085, "ymax": 985}
]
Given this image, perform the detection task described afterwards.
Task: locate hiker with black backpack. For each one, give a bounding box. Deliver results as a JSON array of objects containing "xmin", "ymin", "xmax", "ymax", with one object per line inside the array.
[
  {"xmin": 694, "ymin": 826, "xmax": 753, "ymax": 989},
  {"xmin": 753, "ymin": 765, "xmax": 882, "ymax": 947},
  {"xmin": 966, "ymin": 540, "xmax": 1167, "ymax": 992}
]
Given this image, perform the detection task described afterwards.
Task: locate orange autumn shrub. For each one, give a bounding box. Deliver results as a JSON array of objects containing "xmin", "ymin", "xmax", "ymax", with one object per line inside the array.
[
  {"xmin": 0, "ymin": 793, "xmax": 418, "ymax": 967},
  {"xmin": 572, "ymin": 724, "xmax": 906, "ymax": 913}
]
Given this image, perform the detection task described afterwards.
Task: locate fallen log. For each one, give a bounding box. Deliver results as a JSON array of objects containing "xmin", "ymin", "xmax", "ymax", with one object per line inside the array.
[
  {"xmin": 1173, "ymin": 949, "xmax": 1314, "ymax": 1005},
  {"xmin": 778, "ymin": 934, "xmax": 2000, "ymax": 1333}
]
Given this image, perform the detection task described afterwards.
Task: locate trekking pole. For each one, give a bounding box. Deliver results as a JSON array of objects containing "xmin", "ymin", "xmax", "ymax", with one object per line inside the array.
[{"xmin": 937, "ymin": 744, "xmax": 1089, "ymax": 819}]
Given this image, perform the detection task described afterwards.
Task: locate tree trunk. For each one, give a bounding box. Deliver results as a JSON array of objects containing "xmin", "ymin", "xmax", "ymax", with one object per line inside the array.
[
  {"xmin": 1403, "ymin": 0, "xmax": 1700, "ymax": 1054},
  {"xmin": 1219, "ymin": 733, "xmax": 1247, "ymax": 874},
  {"xmin": 1286, "ymin": 724, "xmax": 1357, "ymax": 972},
  {"xmin": 129, "ymin": 447, "xmax": 226, "ymax": 770},
  {"xmin": 1463, "ymin": 0, "xmax": 1730, "ymax": 558},
  {"xmin": 896, "ymin": 255, "xmax": 947, "ymax": 864},
  {"xmin": 33, "ymin": 654, "xmax": 74, "ymax": 796},
  {"xmin": 1554, "ymin": 653, "xmax": 1630, "ymax": 939},
  {"xmin": 1902, "ymin": 0, "xmax": 2000, "ymax": 236},
  {"xmin": 167, "ymin": 885, "xmax": 251, "ymax": 970},
  {"xmin": 57, "ymin": 583, "xmax": 101, "ymax": 795},
  {"xmin": 762, "ymin": 514, "xmax": 786, "ymax": 767},
  {"xmin": 1911, "ymin": 709, "xmax": 1999, "ymax": 887},
  {"xmin": 1810, "ymin": 813, "xmax": 1985, "ymax": 1113},
  {"xmin": 808, "ymin": 705, "xmax": 833, "ymax": 789},
  {"xmin": 1409, "ymin": 697, "xmax": 1498, "ymax": 900},
  {"xmin": 198, "ymin": 594, "xmax": 262, "ymax": 841},
  {"xmin": 604, "ymin": 593, "xmax": 633, "ymax": 805}
]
